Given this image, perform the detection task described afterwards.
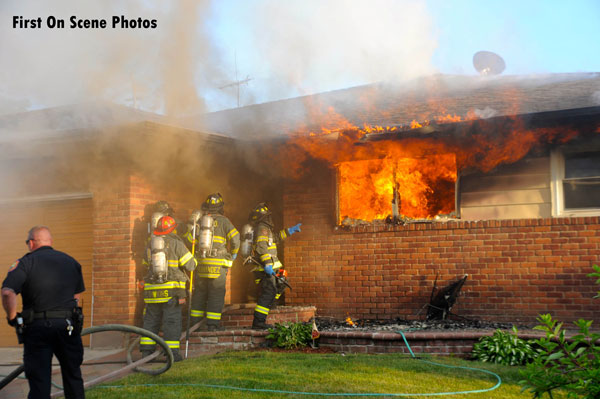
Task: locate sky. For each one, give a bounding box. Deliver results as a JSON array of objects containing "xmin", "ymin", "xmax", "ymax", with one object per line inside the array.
[{"xmin": 1, "ymin": 0, "xmax": 599, "ymax": 116}]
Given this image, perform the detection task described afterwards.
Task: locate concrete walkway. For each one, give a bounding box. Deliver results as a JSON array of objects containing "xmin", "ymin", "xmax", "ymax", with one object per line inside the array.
[{"xmin": 0, "ymin": 347, "xmax": 124, "ymax": 398}]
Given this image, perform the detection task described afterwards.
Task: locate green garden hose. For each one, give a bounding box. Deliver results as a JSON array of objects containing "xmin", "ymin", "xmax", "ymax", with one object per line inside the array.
[{"xmin": 93, "ymin": 330, "xmax": 502, "ymax": 397}]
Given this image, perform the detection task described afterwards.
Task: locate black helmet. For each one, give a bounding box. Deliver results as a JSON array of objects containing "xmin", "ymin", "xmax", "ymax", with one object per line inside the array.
[
  {"xmin": 201, "ymin": 193, "xmax": 224, "ymax": 213},
  {"xmin": 154, "ymin": 200, "xmax": 174, "ymax": 216},
  {"xmin": 249, "ymin": 202, "xmax": 271, "ymax": 222}
]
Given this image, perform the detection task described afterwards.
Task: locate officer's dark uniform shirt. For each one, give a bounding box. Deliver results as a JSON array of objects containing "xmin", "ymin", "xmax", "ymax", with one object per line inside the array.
[{"xmin": 2, "ymin": 246, "xmax": 85, "ymax": 312}]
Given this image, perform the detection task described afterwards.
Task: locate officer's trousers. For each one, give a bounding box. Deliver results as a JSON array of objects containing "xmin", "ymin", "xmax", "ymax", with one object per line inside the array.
[
  {"xmin": 192, "ymin": 268, "xmax": 228, "ymax": 327},
  {"xmin": 141, "ymin": 298, "xmax": 182, "ymax": 354},
  {"xmin": 253, "ymin": 272, "xmax": 277, "ymax": 324},
  {"xmin": 23, "ymin": 318, "xmax": 84, "ymax": 399}
]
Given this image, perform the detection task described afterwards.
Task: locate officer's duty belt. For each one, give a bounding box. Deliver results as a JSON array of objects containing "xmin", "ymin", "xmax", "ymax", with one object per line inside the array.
[{"xmin": 32, "ymin": 310, "xmax": 73, "ymax": 319}]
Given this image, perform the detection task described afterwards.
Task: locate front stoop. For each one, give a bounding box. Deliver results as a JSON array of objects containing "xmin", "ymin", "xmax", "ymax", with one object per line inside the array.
[
  {"xmin": 187, "ymin": 329, "xmax": 270, "ymax": 356},
  {"xmin": 220, "ymin": 304, "xmax": 317, "ymax": 329},
  {"xmin": 184, "ymin": 304, "xmax": 317, "ymax": 355}
]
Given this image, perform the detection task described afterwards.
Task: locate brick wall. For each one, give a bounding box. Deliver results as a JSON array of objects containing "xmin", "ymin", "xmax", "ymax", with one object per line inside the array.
[
  {"xmin": 92, "ymin": 173, "xmax": 247, "ymax": 342},
  {"xmin": 91, "ymin": 175, "xmax": 194, "ymax": 334},
  {"xmin": 283, "ymin": 167, "xmax": 600, "ymax": 325},
  {"xmin": 91, "ymin": 174, "xmax": 137, "ymax": 343}
]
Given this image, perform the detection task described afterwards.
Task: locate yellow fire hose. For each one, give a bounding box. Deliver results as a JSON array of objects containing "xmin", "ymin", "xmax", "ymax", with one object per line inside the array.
[{"xmin": 184, "ymin": 221, "xmax": 197, "ymax": 359}]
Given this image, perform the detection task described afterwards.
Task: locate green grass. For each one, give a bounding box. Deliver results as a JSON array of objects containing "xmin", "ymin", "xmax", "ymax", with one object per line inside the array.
[{"xmin": 86, "ymin": 350, "xmax": 567, "ymax": 399}]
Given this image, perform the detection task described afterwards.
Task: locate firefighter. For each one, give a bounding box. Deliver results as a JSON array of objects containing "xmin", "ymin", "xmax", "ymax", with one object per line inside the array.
[
  {"xmin": 148, "ymin": 200, "xmax": 175, "ymax": 234},
  {"xmin": 190, "ymin": 193, "xmax": 240, "ymax": 331},
  {"xmin": 247, "ymin": 202, "xmax": 301, "ymax": 329},
  {"xmin": 141, "ymin": 216, "xmax": 196, "ymax": 362}
]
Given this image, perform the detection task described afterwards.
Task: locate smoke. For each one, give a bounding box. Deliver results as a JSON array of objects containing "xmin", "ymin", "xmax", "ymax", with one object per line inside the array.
[
  {"xmin": 0, "ymin": 0, "xmax": 439, "ymax": 209},
  {"xmin": 472, "ymin": 106, "xmax": 498, "ymax": 119},
  {"xmin": 238, "ymin": 0, "xmax": 436, "ymax": 103},
  {"xmin": 0, "ymin": 0, "xmax": 223, "ymax": 117},
  {"xmin": 1, "ymin": 0, "xmax": 437, "ymax": 116}
]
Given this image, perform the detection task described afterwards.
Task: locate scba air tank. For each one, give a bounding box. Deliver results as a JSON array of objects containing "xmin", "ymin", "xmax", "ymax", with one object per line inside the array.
[
  {"xmin": 150, "ymin": 235, "xmax": 167, "ymax": 283},
  {"xmin": 198, "ymin": 214, "xmax": 214, "ymax": 257},
  {"xmin": 239, "ymin": 224, "xmax": 254, "ymax": 258}
]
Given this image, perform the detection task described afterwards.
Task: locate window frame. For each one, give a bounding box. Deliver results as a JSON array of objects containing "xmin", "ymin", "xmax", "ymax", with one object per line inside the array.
[
  {"xmin": 334, "ymin": 157, "xmax": 460, "ymax": 225},
  {"xmin": 550, "ymin": 149, "xmax": 600, "ymax": 217}
]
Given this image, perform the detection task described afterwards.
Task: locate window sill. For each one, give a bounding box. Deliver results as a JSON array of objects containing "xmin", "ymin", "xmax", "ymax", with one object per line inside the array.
[{"xmin": 557, "ymin": 209, "xmax": 600, "ymax": 217}]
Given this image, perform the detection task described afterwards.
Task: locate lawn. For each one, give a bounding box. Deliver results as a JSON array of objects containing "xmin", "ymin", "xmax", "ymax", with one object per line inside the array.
[{"xmin": 85, "ymin": 350, "xmax": 566, "ymax": 399}]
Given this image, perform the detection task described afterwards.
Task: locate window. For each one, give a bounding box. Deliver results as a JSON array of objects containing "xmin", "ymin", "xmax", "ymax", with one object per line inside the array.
[
  {"xmin": 551, "ymin": 149, "xmax": 600, "ymax": 216},
  {"xmin": 336, "ymin": 154, "xmax": 457, "ymax": 224}
]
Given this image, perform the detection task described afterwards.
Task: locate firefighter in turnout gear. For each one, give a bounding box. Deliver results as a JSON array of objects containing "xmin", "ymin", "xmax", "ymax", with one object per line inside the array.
[
  {"xmin": 148, "ymin": 200, "xmax": 174, "ymax": 235},
  {"xmin": 190, "ymin": 193, "xmax": 240, "ymax": 331},
  {"xmin": 247, "ymin": 202, "xmax": 301, "ymax": 329},
  {"xmin": 141, "ymin": 216, "xmax": 196, "ymax": 362}
]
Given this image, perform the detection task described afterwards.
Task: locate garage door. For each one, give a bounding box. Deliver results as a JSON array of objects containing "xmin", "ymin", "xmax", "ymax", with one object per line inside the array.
[{"xmin": 0, "ymin": 197, "xmax": 93, "ymax": 347}]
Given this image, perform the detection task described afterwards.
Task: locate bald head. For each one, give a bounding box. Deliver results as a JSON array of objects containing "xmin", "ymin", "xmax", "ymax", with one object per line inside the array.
[{"xmin": 27, "ymin": 226, "xmax": 53, "ymax": 251}]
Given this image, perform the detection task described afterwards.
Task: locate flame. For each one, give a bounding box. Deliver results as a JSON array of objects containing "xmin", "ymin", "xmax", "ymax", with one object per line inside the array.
[
  {"xmin": 345, "ymin": 315, "xmax": 355, "ymax": 327},
  {"xmin": 275, "ymin": 94, "xmax": 582, "ymax": 223},
  {"xmin": 338, "ymin": 154, "xmax": 456, "ymax": 221}
]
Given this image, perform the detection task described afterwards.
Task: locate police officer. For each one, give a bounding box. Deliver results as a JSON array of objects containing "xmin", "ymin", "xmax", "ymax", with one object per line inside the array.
[
  {"xmin": 1, "ymin": 225, "xmax": 85, "ymax": 399},
  {"xmin": 247, "ymin": 203, "xmax": 301, "ymax": 329},
  {"xmin": 190, "ymin": 193, "xmax": 240, "ymax": 331},
  {"xmin": 141, "ymin": 216, "xmax": 196, "ymax": 362}
]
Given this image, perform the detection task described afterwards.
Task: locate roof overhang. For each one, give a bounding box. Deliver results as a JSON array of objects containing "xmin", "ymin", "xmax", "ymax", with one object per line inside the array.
[{"xmin": 358, "ymin": 106, "xmax": 600, "ymax": 143}]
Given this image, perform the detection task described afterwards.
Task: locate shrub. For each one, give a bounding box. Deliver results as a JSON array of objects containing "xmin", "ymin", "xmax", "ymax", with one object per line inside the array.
[
  {"xmin": 266, "ymin": 322, "xmax": 313, "ymax": 349},
  {"xmin": 519, "ymin": 264, "xmax": 600, "ymax": 399},
  {"xmin": 471, "ymin": 326, "xmax": 536, "ymax": 366},
  {"xmin": 519, "ymin": 314, "xmax": 600, "ymax": 399}
]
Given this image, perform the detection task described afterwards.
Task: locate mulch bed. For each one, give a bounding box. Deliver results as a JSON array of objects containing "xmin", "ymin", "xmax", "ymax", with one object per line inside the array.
[{"xmin": 314, "ymin": 316, "xmax": 522, "ymax": 333}]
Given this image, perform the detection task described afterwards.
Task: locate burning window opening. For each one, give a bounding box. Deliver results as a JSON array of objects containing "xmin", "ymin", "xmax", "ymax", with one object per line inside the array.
[
  {"xmin": 336, "ymin": 154, "xmax": 457, "ymax": 225},
  {"xmin": 280, "ymin": 104, "xmax": 595, "ymax": 226}
]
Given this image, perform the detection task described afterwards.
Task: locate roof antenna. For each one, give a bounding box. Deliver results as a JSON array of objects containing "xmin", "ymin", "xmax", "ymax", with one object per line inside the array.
[
  {"xmin": 219, "ymin": 50, "xmax": 253, "ymax": 107},
  {"xmin": 473, "ymin": 51, "xmax": 505, "ymax": 76}
]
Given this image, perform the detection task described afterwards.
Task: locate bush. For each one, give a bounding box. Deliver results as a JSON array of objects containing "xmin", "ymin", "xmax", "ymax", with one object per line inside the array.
[
  {"xmin": 519, "ymin": 314, "xmax": 600, "ymax": 399},
  {"xmin": 471, "ymin": 326, "xmax": 536, "ymax": 366},
  {"xmin": 519, "ymin": 264, "xmax": 600, "ymax": 399},
  {"xmin": 266, "ymin": 322, "xmax": 313, "ymax": 349}
]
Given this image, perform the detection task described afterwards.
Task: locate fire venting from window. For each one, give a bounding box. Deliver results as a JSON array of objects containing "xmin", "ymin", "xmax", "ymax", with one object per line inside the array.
[
  {"xmin": 337, "ymin": 155, "xmax": 456, "ymax": 222},
  {"xmin": 276, "ymin": 98, "xmax": 582, "ymax": 224}
]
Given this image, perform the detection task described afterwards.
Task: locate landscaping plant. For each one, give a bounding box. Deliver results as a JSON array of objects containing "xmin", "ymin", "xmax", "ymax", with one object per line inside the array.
[
  {"xmin": 472, "ymin": 326, "xmax": 536, "ymax": 366},
  {"xmin": 265, "ymin": 321, "xmax": 313, "ymax": 349},
  {"xmin": 519, "ymin": 264, "xmax": 600, "ymax": 399}
]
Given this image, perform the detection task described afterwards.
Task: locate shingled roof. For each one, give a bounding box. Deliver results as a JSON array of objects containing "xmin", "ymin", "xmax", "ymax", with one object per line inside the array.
[{"xmin": 186, "ymin": 72, "xmax": 600, "ymax": 139}]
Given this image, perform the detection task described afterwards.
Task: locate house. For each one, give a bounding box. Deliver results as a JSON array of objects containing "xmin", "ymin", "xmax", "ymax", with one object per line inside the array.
[
  {"xmin": 0, "ymin": 102, "xmax": 281, "ymax": 347},
  {"xmin": 187, "ymin": 72, "xmax": 600, "ymax": 324},
  {"xmin": 1, "ymin": 72, "xmax": 598, "ymax": 347}
]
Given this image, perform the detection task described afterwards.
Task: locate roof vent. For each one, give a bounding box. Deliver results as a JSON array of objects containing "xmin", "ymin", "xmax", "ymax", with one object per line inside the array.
[{"xmin": 473, "ymin": 51, "xmax": 505, "ymax": 76}]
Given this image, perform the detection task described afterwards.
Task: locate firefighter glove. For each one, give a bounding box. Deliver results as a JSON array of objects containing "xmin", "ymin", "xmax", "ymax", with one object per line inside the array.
[
  {"xmin": 287, "ymin": 223, "xmax": 302, "ymax": 235},
  {"xmin": 264, "ymin": 265, "xmax": 275, "ymax": 276}
]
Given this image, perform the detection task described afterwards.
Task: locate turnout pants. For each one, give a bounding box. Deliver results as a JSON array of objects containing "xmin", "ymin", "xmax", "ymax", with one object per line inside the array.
[
  {"xmin": 191, "ymin": 268, "xmax": 228, "ymax": 327},
  {"xmin": 23, "ymin": 318, "xmax": 85, "ymax": 399},
  {"xmin": 253, "ymin": 272, "xmax": 277, "ymax": 324},
  {"xmin": 141, "ymin": 298, "xmax": 182, "ymax": 354}
]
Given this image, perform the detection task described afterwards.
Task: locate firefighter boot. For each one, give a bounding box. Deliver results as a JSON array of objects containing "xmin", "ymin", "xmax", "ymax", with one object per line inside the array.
[
  {"xmin": 251, "ymin": 317, "xmax": 273, "ymax": 330},
  {"xmin": 172, "ymin": 350, "xmax": 183, "ymax": 362}
]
